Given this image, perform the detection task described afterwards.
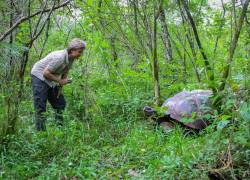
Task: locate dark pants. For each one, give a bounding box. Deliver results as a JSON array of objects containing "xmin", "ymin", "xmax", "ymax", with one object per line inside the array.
[{"xmin": 31, "ymin": 75, "xmax": 66, "ymax": 131}]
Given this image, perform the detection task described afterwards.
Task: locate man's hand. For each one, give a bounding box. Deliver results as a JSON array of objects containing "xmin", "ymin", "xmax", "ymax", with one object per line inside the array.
[
  {"xmin": 43, "ymin": 68, "xmax": 72, "ymax": 85},
  {"xmin": 59, "ymin": 78, "xmax": 70, "ymax": 86}
]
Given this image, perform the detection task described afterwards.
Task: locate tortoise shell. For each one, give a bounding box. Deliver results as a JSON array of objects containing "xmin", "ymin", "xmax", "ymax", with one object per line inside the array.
[{"xmin": 144, "ymin": 90, "xmax": 213, "ymax": 130}]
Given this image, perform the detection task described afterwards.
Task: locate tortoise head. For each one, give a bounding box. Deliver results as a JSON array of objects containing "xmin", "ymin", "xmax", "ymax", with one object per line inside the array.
[{"xmin": 143, "ymin": 106, "xmax": 157, "ymax": 116}]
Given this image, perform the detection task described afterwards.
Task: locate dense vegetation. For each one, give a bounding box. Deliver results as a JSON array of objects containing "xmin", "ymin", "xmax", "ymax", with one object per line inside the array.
[{"xmin": 0, "ymin": 0, "xmax": 249, "ymax": 179}]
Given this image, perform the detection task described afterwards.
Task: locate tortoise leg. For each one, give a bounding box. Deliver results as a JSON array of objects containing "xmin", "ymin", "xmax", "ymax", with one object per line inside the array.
[
  {"xmin": 159, "ymin": 121, "xmax": 175, "ymax": 133},
  {"xmin": 155, "ymin": 116, "xmax": 175, "ymax": 133},
  {"xmin": 183, "ymin": 128, "xmax": 199, "ymax": 138}
]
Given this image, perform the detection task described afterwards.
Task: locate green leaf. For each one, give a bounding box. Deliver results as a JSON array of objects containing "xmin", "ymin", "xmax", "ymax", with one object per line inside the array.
[
  {"xmin": 217, "ymin": 120, "xmax": 230, "ymax": 130},
  {"xmin": 181, "ymin": 117, "xmax": 194, "ymax": 123},
  {"xmin": 239, "ymin": 102, "xmax": 250, "ymax": 121},
  {"xmin": 219, "ymin": 115, "xmax": 231, "ymax": 121}
]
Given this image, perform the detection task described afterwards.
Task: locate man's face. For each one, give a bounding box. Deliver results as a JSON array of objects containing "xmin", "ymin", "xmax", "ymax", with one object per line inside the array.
[{"xmin": 70, "ymin": 48, "xmax": 84, "ymax": 59}]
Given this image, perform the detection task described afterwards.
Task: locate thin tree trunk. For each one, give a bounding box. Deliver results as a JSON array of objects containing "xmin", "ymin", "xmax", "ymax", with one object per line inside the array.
[
  {"xmin": 183, "ymin": 36, "xmax": 187, "ymax": 84},
  {"xmin": 133, "ymin": 0, "xmax": 139, "ymax": 36},
  {"xmin": 213, "ymin": 0, "xmax": 226, "ymax": 56},
  {"xmin": 110, "ymin": 33, "xmax": 118, "ymax": 63},
  {"xmin": 8, "ymin": 0, "xmax": 14, "ymax": 80},
  {"xmin": 173, "ymin": 30, "xmax": 201, "ymax": 83},
  {"xmin": 97, "ymin": 0, "xmax": 105, "ymax": 28},
  {"xmin": 97, "ymin": 1, "xmax": 118, "ymax": 65},
  {"xmin": 131, "ymin": 0, "xmax": 140, "ymax": 66},
  {"xmin": 5, "ymin": 0, "xmax": 18, "ymax": 136},
  {"xmin": 142, "ymin": 3, "xmax": 153, "ymax": 53},
  {"xmin": 219, "ymin": 0, "xmax": 250, "ymax": 91},
  {"xmin": 39, "ymin": 19, "xmax": 50, "ymax": 59},
  {"xmin": 177, "ymin": 2, "xmax": 201, "ymax": 82},
  {"xmin": 180, "ymin": 0, "xmax": 215, "ymax": 90},
  {"xmin": 159, "ymin": 2, "xmax": 172, "ymax": 61},
  {"xmin": 19, "ymin": 1, "xmax": 56, "ymax": 89},
  {"xmin": 153, "ymin": 2, "xmax": 160, "ymax": 105}
]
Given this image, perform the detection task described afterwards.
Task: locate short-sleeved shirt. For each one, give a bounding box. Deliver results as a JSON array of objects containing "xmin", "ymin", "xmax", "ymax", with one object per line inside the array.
[{"xmin": 31, "ymin": 49, "xmax": 73, "ymax": 87}]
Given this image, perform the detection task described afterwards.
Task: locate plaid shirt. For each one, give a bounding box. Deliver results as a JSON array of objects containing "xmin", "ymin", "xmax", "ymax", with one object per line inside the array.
[{"xmin": 31, "ymin": 49, "xmax": 73, "ymax": 87}]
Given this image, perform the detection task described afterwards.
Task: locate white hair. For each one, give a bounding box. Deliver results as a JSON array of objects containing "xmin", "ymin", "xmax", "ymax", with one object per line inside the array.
[{"xmin": 67, "ymin": 38, "xmax": 86, "ymax": 51}]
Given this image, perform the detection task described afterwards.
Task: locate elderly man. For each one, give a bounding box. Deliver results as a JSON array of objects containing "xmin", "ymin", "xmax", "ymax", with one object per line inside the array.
[{"xmin": 31, "ymin": 38, "xmax": 86, "ymax": 131}]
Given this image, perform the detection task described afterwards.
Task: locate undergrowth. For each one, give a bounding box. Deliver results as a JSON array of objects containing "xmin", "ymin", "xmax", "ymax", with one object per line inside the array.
[{"xmin": 0, "ymin": 68, "xmax": 249, "ymax": 179}]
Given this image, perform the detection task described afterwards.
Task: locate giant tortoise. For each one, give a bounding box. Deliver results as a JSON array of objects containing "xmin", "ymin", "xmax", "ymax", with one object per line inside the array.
[{"xmin": 144, "ymin": 90, "xmax": 213, "ymax": 134}]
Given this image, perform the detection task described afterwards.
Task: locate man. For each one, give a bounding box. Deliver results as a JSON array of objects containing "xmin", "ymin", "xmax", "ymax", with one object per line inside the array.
[{"xmin": 31, "ymin": 38, "xmax": 86, "ymax": 131}]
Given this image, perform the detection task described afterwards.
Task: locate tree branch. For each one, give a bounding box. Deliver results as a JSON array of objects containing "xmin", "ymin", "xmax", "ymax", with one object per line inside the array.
[{"xmin": 0, "ymin": 0, "xmax": 71, "ymax": 41}]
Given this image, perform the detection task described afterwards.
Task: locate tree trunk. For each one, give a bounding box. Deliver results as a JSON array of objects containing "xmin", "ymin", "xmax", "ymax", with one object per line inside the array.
[
  {"xmin": 159, "ymin": 3, "xmax": 172, "ymax": 61},
  {"xmin": 110, "ymin": 33, "xmax": 118, "ymax": 63},
  {"xmin": 219, "ymin": 0, "xmax": 250, "ymax": 91},
  {"xmin": 180, "ymin": 0, "xmax": 215, "ymax": 90},
  {"xmin": 153, "ymin": 3, "xmax": 160, "ymax": 105},
  {"xmin": 177, "ymin": 2, "xmax": 201, "ymax": 82},
  {"xmin": 8, "ymin": 0, "xmax": 14, "ymax": 80},
  {"xmin": 213, "ymin": 0, "xmax": 226, "ymax": 56}
]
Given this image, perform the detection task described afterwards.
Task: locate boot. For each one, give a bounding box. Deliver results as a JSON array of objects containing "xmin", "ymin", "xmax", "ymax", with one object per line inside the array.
[{"xmin": 35, "ymin": 112, "xmax": 46, "ymax": 131}]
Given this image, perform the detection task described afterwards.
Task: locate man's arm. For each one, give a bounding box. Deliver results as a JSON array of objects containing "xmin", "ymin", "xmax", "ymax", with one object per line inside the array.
[{"xmin": 43, "ymin": 68, "xmax": 68, "ymax": 85}]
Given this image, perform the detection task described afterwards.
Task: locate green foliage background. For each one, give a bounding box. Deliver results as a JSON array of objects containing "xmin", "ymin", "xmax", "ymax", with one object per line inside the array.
[{"xmin": 0, "ymin": 0, "xmax": 249, "ymax": 179}]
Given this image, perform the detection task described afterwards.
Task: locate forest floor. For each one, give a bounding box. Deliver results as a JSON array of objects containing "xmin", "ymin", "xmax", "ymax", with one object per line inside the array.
[
  {"xmin": 0, "ymin": 69, "xmax": 249, "ymax": 179},
  {"xmin": 1, "ymin": 96, "xmax": 249, "ymax": 179}
]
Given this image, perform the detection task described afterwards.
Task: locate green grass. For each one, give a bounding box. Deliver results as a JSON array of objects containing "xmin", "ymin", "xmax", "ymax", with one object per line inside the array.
[
  {"xmin": 1, "ymin": 104, "xmax": 249, "ymax": 179},
  {"xmin": 0, "ymin": 69, "xmax": 249, "ymax": 179}
]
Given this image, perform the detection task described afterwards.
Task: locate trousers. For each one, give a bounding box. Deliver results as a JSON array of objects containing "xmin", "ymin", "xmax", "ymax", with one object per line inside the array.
[{"xmin": 31, "ymin": 75, "xmax": 66, "ymax": 131}]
